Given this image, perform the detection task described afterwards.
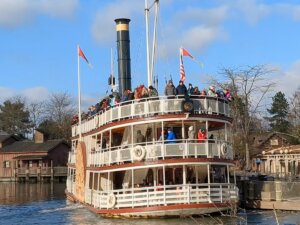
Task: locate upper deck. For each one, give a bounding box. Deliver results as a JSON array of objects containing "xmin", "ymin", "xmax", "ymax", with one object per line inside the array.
[{"xmin": 72, "ymin": 95, "xmax": 231, "ymax": 137}]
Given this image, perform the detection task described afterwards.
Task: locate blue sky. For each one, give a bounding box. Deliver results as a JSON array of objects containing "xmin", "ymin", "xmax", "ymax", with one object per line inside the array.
[{"xmin": 1, "ymin": 0, "xmax": 300, "ymax": 109}]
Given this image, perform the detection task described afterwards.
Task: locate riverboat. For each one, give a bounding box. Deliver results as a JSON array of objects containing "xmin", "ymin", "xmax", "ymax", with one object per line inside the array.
[{"xmin": 66, "ymin": 1, "xmax": 238, "ymax": 218}]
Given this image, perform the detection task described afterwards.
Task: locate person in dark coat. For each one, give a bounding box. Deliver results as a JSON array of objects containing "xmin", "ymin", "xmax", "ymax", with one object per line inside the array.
[
  {"xmin": 135, "ymin": 130, "xmax": 145, "ymax": 143},
  {"xmin": 176, "ymin": 80, "xmax": 187, "ymax": 96},
  {"xmin": 187, "ymin": 83, "xmax": 194, "ymax": 96}
]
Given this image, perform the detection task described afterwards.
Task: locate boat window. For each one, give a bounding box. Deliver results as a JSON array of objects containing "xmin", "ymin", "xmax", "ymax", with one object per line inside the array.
[{"xmin": 210, "ymin": 165, "xmax": 227, "ymax": 183}]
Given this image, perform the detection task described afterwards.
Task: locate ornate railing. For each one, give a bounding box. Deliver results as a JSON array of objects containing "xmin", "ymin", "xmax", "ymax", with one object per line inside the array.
[
  {"xmin": 84, "ymin": 183, "xmax": 238, "ymax": 209},
  {"xmin": 81, "ymin": 139, "xmax": 233, "ymax": 167},
  {"xmin": 72, "ymin": 96, "xmax": 231, "ymax": 136}
]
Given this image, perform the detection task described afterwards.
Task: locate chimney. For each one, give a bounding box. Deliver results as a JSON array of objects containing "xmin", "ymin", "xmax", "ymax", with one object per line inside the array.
[
  {"xmin": 34, "ymin": 129, "xmax": 46, "ymax": 143},
  {"xmin": 115, "ymin": 18, "xmax": 132, "ymax": 95}
]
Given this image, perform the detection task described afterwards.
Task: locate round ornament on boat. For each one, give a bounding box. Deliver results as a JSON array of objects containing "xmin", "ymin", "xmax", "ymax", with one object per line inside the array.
[
  {"xmin": 107, "ymin": 193, "xmax": 116, "ymax": 208},
  {"xmin": 221, "ymin": 143, "xmax": 228, "ymax": 157},
  {"xmin": 132, "ymin": 145, "xmax": 146, "ymax": 161},
  {"xmin": 181, "ymin": 100, "xmax": 194, "ymax": 113}
]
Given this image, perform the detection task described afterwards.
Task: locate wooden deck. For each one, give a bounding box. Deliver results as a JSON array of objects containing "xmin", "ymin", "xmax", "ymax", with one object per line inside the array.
[{"xmin": 14, "ymin": 167, "xmax": 67, "ymax": 181}]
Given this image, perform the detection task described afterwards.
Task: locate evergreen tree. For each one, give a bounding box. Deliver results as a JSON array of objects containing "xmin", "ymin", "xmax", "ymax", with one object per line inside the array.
[
  {"xmin": 267, "ymin": 91, "xmax": 290, "ymax": 132},
  {"xmin": 0, "ymin": 99, "xmax": 32, "ymax": 136}
]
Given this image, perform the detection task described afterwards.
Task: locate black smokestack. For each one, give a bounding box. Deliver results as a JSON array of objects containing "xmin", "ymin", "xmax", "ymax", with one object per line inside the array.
[{"xmin": 115, "ymin": 18, "xmax": 131, "ymax": 95}]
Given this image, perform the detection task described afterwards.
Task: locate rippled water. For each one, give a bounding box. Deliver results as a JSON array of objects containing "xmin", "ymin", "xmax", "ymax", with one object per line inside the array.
[{"xmin": 0, "ymin": 182, "xmax": 299, "ymax": 225}]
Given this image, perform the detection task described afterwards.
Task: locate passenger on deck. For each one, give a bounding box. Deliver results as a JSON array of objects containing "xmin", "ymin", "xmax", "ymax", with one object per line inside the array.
[
  {"xmin": 200, "ymin": 90, "xmax": 207, "ymax": 96},
  {"xmin": 187, "ymin": 83, "xmax": 194, "ymax": 96},
  {"xmin": 135, "ymin": 130, "xmax": 145, "ymax": 144},
  {"xmin": 141, "ymin": 85, "xmax": 149, "ymax": 99},
  {"xmin": 102, "ymin": 138, "xmax": 107, "ymax": 149},
  {"xmin": 121, "ymin": 90, "xmax": 129, "ymax": 102},
  {"xmin": 166, "ymin": 128, "xmax": 176, "ymax": 143},
  {"xmin": 216, "ymin": 89, "xmax": 225, "ymax": 98},
  {"xmin": 207, "ymin": 86, "xmax": 217, "ymax": 97},
  {"xmin": 176, "ymin": 80, "xmax": 187, "ymax": 96},
  {"xmin": 109, "ymin": 94, "xmax": 116, "ymax": 107},
  {"xmin": 224, "ymin": 89, "xmax": 233, "ymax": 102},
  {"xmin": 193, "ymin": 87, "xmax": 200, "ymax": 95},
  {"xmin": 164, "ymin": 80, "xmax": 176, "ymax": 96},
  {"xmin": 145, "ymin": 127, "xmax": 153, "ymax": 142},
  {"xmin": 148, "ymin": 85, "xmax": 158, "ymax": 98},
  {"xmin": 188, "ymin": 126, "xmax": 195, "ymax": 140},
  {"xmin": 158, "ymin": 130, "xmax": 167, "ymax": 141},
  {"xmin": 197, "ymin": 129, "xmax": 207, "ymax": 143}
]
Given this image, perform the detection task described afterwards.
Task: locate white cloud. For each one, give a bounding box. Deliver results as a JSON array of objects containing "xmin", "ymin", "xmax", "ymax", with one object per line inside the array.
[
  {"xmin": 0, "ymin": 86, "xmax": 50, "ymax": 103},
  {"xmin": 173, "ymin": 6, "xmax": 228, "ymax": 27},
  {"xmin": 0, "ymin": 0, "xmax": 79, "ymax": 28},
  {"xmin": 234, "ymin": 0, "xmax": 271, "ymax": 25},
  {"xmin": 91, "ymin": 0, "xmax": 143, "ymax": 45},
  {"xmin": 274, "ymin": 4, "xmax": 300, "ymax": 21},
  {"xmin": 155, "ymin": 5, "xmax": 228, "ymax": 59},
  {"xmin": 270, "ymin": 60, "xmax": 300, "ymax": 97}
]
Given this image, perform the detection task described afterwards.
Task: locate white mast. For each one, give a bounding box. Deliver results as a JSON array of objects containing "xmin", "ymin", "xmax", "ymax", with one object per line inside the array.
[
  {"xmin": 77, "ymin": 45, "xmax": 82, "ymax": 140},
  {"xmin": 145, "ymin": 0, "xmax": 151, "ymax": 87},
  {"xmin": 110, "ymin": 48, "xmax": 116, "ymax": 92},
  {"xmin": 150, "ymin": 0, "xmax": 159, "ymax": 86}
]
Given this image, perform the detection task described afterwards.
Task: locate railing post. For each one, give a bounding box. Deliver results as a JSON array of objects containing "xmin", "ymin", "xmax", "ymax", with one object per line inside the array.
[
  {"xmin": 188, "ymin": 185, "xmax": 190, "ymax": 204},
  {"xmin": 147, "ymin": 188, "xmax": 149, "ymax": 207},
  {"xmin": 185, "ymin": 141, "xmax": 188, "ymax": 159},
  {"xmin": 220, "ymin": 185, "xmax": 223, "ymax": 203},
  {"xmin": 206, "ymin": 140, "xmax": 209, "ymax": 157}
]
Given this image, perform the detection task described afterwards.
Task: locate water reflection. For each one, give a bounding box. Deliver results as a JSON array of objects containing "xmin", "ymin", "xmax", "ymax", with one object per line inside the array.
[
  {"xmin": 0, "ymin": 182, "xmax": 299, "ymax": 225},
  {"xmin": 0, "ymin": 182, "xmax": 65, "ymax": 205}
]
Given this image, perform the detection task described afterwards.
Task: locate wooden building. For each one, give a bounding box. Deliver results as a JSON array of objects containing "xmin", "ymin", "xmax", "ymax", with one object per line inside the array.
[
  {"xmin": 251, "ymin": 132, "xmax": 300, "ymax": 177},
  {"xmin": 0, "ymin": 130, "xmax": 70, "ymax": 181}
]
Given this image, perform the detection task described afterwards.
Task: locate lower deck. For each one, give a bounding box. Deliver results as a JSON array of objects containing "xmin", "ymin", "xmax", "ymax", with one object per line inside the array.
[{"xmin": 66, "ymin": 161, "xmax": 238, "ymax": 216}]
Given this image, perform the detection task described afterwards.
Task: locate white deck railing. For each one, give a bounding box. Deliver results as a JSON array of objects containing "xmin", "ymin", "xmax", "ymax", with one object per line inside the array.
[
  {"xmin": 66, "ymin": 178, "xmax": 76, "ymax": 194},
  {"xmin": 84, "ymin": 183, "xmax": 238, "ymax": 209},
  {"xmin": 82, "ymin": 139, "xmax": 233, "ymax": 166},
  {"xmin": 72, "ymin": 96, "xmax": 231, "ymax": 136}
]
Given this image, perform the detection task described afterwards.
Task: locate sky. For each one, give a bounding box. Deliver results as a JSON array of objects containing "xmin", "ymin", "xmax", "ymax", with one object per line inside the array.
[{"xmin": 1, "ymin": 0, "xmax": 300, "ymax": 111}]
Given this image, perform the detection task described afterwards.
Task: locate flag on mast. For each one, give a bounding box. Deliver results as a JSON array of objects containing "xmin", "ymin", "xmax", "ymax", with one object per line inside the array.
[
  {"xmin": 180, "ymin": 48, "xmax": 186, "ymax": 82},
  {"xmin": 78, "ymin": 46, "xmax": 92, "ymax": 67},
  {"xmin": 181, "ymin": 47, "xmax": 193, "ymax": 59}
]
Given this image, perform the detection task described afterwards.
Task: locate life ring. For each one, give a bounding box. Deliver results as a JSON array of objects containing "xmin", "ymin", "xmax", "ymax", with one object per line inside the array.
[
  {"xmin": 132, "ymin": 145, "xmax": 146, "ymax": 161},
  {"xmin": 107, "ymin": 193, "xmax": 116, "ymax": 208},
  {"xmin": 221, "ymin": 143, "xmax": 228, "ymax": 157}
]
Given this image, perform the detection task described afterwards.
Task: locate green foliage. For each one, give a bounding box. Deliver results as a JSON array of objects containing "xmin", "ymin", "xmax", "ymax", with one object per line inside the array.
[
  {"xmin": 0, "ymin": 99, "xmax": 32, "ymax": 136},
  {"xmin": 38, "ymin": 119, "xmax": 71, "ymax": 141},
  {"xmin": 267, "ymin": 91, "xmax": 290, "ymax": 132}
]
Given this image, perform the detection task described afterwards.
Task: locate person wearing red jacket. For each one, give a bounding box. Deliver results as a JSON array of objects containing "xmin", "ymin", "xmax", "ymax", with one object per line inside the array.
[{"xmin": 197, "ymin": 129, "xmax": 206, "ymax": 143}]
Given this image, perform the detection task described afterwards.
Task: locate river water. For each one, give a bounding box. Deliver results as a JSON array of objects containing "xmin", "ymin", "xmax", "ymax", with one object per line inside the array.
[{"xmin": 0, "ymin": 182, "xmax": 299, "ymax": 225}]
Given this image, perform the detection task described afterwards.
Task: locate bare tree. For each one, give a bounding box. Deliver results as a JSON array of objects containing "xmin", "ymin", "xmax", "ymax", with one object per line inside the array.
[
  {"xmin": 41, "ymin": 92, "xmax": 76, "ymax": 141},
  {"xmin": 289, "ymin": 88, "xmax": 300, "ymax": 137},
  {"xmin": 290, "ymin": 88, "xmax": 300, "ymax": 122},
  {"xmin": 211, "ymin": 65, "xmax": 275, "ymax": 169},
  {"xmin": 27, "ymin": 101, "xmax": 45, "ymax": 135}
]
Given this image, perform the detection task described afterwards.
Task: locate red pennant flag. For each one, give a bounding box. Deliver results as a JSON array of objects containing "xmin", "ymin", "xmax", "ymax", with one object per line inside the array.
[
  {"xmin": 78, "ymin": 47, "xmax": 90, "ymax": 65},
  {"xmin": 181, "ymin": 48, "xmax": 193, "ymax": 59}
]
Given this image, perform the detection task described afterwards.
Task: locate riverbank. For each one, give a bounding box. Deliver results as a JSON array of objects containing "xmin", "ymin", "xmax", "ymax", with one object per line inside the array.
[{"xmin": 237, "ymin": 177, "xmax": 300, "ymax": 211}]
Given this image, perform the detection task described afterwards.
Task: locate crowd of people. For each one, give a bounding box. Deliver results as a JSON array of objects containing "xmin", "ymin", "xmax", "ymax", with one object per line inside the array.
[
  {"xmin": 165, "ymin": 80, "xmax": 233, "ymax": 101},
  {"xmin": 71, "ymin": 80, "xmax": 233, "ymax": 125}
]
